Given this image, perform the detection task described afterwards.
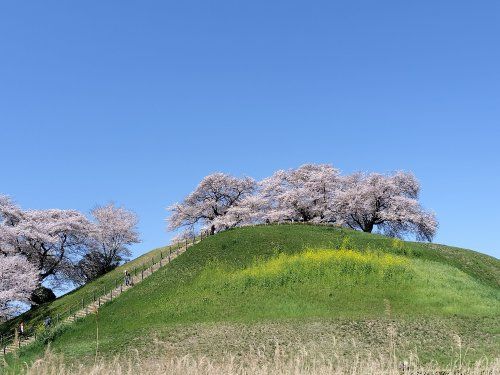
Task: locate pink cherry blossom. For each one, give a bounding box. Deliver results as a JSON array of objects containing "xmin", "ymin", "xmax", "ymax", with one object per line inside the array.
[
  {"xmin": 335, "ymin": 171, "xmax": 437, "ymax": 240},
  {"xmin": 0, "ymin": 254, "xmax": 38, "ymax": 319},
  {"xmin": 74, "ymin": 204, "xmax": 140, "ymax": 283},
  {"xmin": 168, "ymin": 173, "xmax": 256, "ymax": 235},
  {"xmin": 167, "ymin": 166, "xmax": 438, "ymax": 241}
]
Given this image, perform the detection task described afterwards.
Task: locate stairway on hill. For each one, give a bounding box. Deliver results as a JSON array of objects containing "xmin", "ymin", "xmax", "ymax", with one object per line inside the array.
[{"xmin": 1, "ymin": 239, "xmax": 198, "ymax": 358}]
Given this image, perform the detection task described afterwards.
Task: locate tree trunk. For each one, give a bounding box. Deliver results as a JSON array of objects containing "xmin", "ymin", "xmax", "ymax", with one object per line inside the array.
[
  {"xmin": 362, "ymin": 222, "xmax": 374, "ymax": 233},
  {"xmin": 210, "ymin": 224, "xmax": 215, "ymax": 235}
]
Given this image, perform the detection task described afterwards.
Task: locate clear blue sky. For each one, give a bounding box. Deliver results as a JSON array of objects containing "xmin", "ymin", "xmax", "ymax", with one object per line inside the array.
[{"xmin": 1, "ymin": 1, "xmax": 499, "ymax": 259}]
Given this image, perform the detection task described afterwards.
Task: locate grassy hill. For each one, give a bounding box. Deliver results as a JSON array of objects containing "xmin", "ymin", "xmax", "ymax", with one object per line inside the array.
[
  {"xmin": 0, "ymin": 241, "xmax": 185, "ymax": 339},
  {"xmin": 3, "ymin": 224, "xmax": 500, "ymax": 371}
]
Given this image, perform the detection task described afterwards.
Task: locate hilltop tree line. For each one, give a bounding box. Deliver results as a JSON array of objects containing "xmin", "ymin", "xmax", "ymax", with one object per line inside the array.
[
  {"xmin": 168, "ymin": 164, "xmax": 438, "ymax": 242},
  {"xmin": 0, "ymin": 164, "xmax": 437, "ymax": 319},
  {"xmin": 0, "ymin": 197, "xmax": 139, "ymax": 318}
]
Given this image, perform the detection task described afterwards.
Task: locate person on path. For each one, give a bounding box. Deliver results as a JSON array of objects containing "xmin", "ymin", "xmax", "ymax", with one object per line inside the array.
[
  {"xmin": 44, "ymin": 316, "xmax": 52, "ymax": 329},
  {"xmin": 18, "ymin": 321, "xmax": 25, "ymax": 338},
  {"xmin": 124, "ymin": 270, "xmax": 131, "ymax": 286}
]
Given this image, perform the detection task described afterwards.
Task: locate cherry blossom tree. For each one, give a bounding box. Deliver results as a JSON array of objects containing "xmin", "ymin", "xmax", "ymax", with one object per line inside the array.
[
  {"xmin": 0, "ymin": 195, "xmax": 23, "ymax": 256},
  {"xmin": 73, "ymin": 204, "xmax": 140, "ymax": 283},
  {"xmin": 167, "ymin": 166, "xmax": 437, "ymax": 242},
  {"xmin": 0, "ymin": 196, "xmax": 92, "ymax": 296},
  {"xmin": 335, "ymin": 172, "xmax": 438, "ymax": 241},
  {"xmin": 212, "ymin": 195, "xmax": 268, "ymax": 230},
  {"xmin": 168, "ymin": 173, "xmax": 256, "ymax": 235},
  {"xmin": 14, "ymin": 209, "xmax": 91, "ymax": 286},
  {"xmin": 0, "ymin": 254, "xmax": 38, "ymax": 319},
  {"xmin": 258, "ymin": 164, "xmax": 341, "ymax": 223}
]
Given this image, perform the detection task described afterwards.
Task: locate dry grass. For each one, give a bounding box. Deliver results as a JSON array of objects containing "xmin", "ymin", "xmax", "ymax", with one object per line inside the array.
[{"xmin": 17, "ymin": 346, "xmax": 500, "ymax": 375}]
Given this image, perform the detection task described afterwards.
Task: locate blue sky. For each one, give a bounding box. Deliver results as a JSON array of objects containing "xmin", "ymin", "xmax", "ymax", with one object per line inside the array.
[{"xmin": 1, "ymin": 1, "xmax": 499, "ymax": 259}]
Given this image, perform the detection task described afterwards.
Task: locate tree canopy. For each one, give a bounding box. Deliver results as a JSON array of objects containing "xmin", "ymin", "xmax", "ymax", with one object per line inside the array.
[
  {"xmin": 0, "ymin": 196, "xmax": 140, "ymax": 313},
  {"xmin": 167, "ymin": 164, "xmax": 438, "ymax": 241}
]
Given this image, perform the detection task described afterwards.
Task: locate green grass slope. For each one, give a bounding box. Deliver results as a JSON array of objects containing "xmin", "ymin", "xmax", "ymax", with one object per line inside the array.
[
  {"xmin": 0, "ymin": 241, "xmax": 185, "ymax": 339},
  {"xmin": 5, "ymin": 224, "xmax": 500, "ymax": 369}
]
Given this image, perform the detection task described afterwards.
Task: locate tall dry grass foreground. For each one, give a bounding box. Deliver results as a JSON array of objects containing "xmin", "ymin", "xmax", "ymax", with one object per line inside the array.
[{"xmin": 18, "ymin": 347, "xmax": 500, "ymax": 375}]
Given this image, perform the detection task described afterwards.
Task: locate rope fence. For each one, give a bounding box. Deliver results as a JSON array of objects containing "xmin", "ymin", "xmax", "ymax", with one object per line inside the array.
[{"xmin": 0, "ymin": 231, "xmax": 208, "ymax": 357}]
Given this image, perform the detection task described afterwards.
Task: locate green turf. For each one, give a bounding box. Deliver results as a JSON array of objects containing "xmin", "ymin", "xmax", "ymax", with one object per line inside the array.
[
  {"xmin": 3, "ymin": 224, "xmax": 500, "ymax": 370},
  {"xmin": 0, "ymin": 241, "xmax": 185, "ymax": 339}
]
